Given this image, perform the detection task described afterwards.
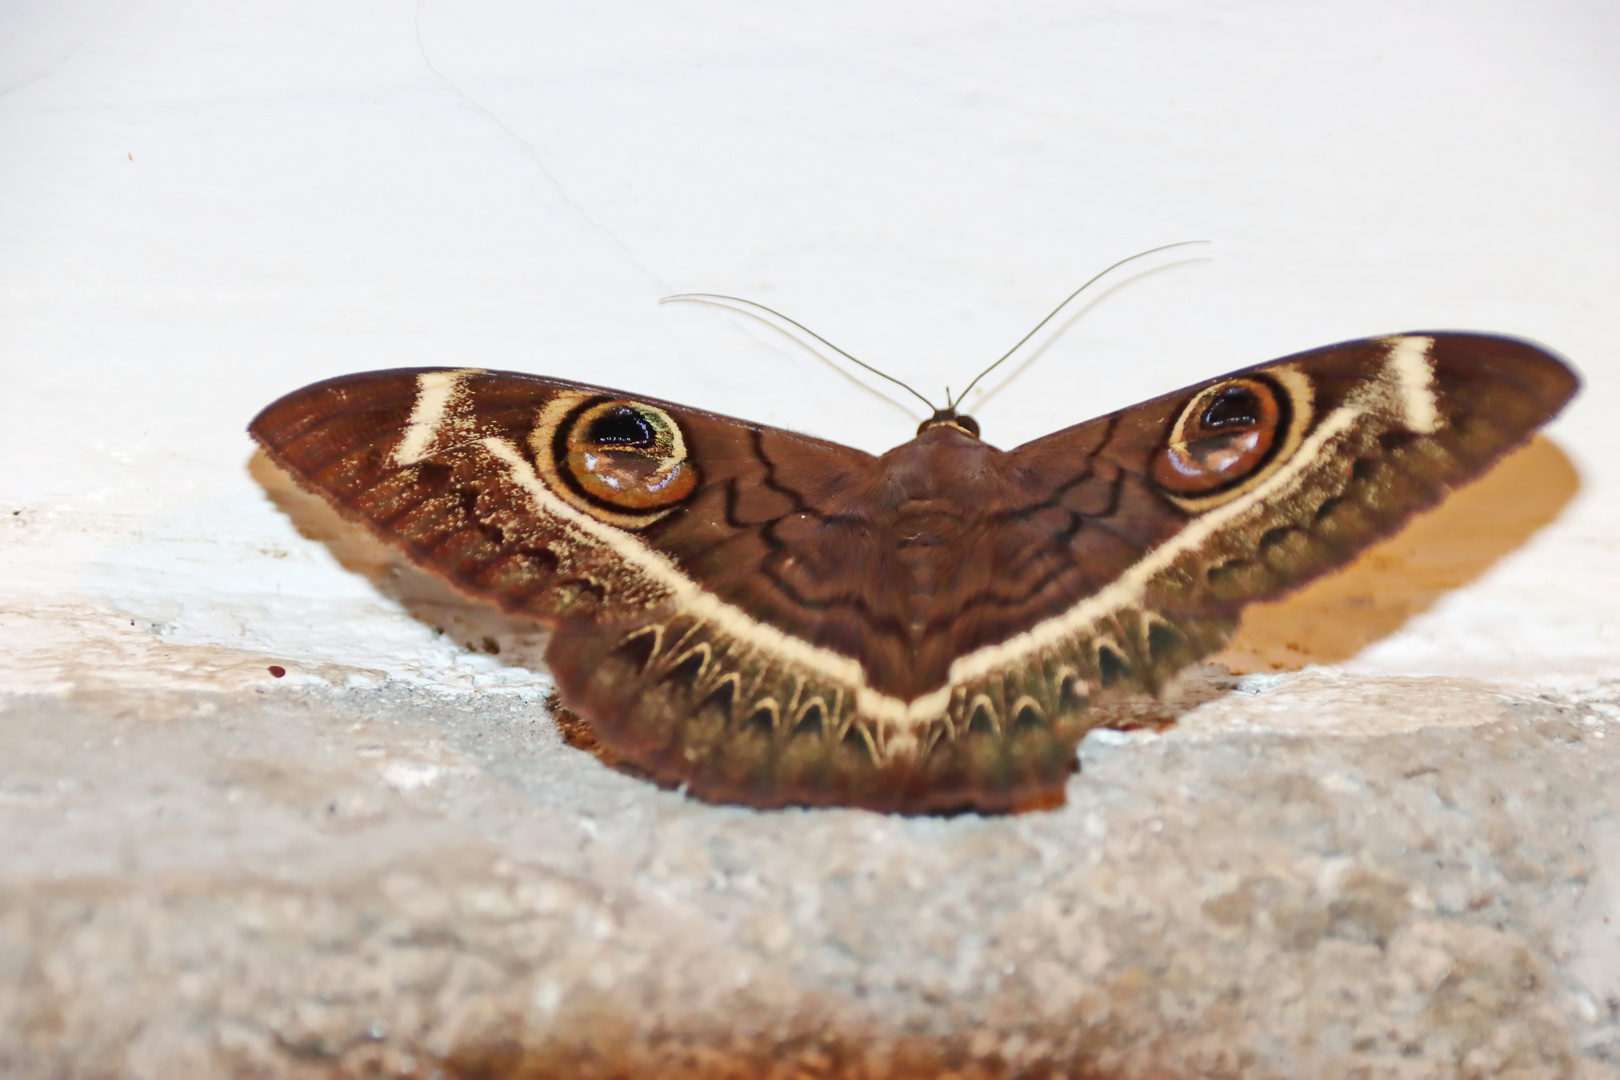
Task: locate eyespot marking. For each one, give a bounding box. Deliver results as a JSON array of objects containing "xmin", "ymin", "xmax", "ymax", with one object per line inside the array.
[
  {"xmin": 742, "ymin": 699, "xmax": 779, "ymax": 734},
  {"xmin": 792, "ymin": 701, "xmax": 826, "ymax": 740},
  {"xmin": 702, "ymin": 674, "xmax": 740, "ymax": 720},
  {"xmin": 1097, "ymin": 644, "xmax": 1131, "ymax": 687},
  {"xmin": 841, "ymin": 722, "xmax": 877, "ymax": 762},
  {"xmin": 1011, "ymin": 697, "xmax": 1045, "ymax": 730},
  {"xmin": 530, "ymin": 395, "xmax": 699, "ymax": 527},
  {"xmin": 967, "ymin": 695, "xmax": 998, "ymax": 735},
  {"xmin": 613, "ymin": 627, "xmax": 662, "ymax": 673},
  {"xmin": 1152, "ymin": 377, "xmax": 1286, "ymax": 496},
  {"xmin": 1146, "ymin": 620, "xmax": 1180, "ymax": 659},
  {"xmin": 564, "ymin": 401, "xmax": 697, "ymax": 510},
  {"xmin": 662, "ymin": 646, "xmax": 709, "ymax": 689}
]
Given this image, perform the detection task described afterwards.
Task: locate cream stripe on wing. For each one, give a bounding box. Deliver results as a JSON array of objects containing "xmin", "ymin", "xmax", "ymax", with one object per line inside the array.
[
  {"xmin": 1345, "ymin": 335, "xmax": 1438, "ymax": 436},
  {"xmin": 394, "ymin": 369, "xmax": 481, "ymax": 467},
  {"xmin": 1389, "ymin": 335, "xmax": 1438, "ymax": 433}
]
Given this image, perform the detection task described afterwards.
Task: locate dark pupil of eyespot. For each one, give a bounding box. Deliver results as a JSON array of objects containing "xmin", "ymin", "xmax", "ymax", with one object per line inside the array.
[
  {"xmin": 1201, "ymin": 386, "xmax": 1261, "ymax": 429},
  {"xmin": 585, "ymin": 406, "xmax": 656, "ymax": 447}
]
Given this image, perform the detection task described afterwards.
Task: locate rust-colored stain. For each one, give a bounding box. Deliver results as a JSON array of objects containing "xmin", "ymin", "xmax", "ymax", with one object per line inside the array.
[{"xmin": 424, "ymin": 1029, "xmax": 1189, "ymax": 1080}]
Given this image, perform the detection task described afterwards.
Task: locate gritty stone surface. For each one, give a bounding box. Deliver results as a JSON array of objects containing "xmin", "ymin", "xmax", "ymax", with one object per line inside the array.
[{"xmin": 4, "ymin": 670, "xmax": 1620, "ymax": 1079}]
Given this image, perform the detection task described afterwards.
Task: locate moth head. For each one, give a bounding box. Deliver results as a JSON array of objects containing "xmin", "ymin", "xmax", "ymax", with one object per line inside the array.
[
  {"xmin": 1152, "ymin": 376, "xmax": 1293, "ymax": 503},
  {"xmin": 532, "ymin": 395, "xmax": 699, "ymax": 526},
  {"xmin": 916, "ymin": 408, "xmax": 981, "ymax": 439}
]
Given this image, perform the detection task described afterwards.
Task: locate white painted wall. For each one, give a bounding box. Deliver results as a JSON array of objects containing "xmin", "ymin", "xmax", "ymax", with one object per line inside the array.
[{"xmin": 3, "ymin": 0, "xmax": 1617, "ymax": 699}]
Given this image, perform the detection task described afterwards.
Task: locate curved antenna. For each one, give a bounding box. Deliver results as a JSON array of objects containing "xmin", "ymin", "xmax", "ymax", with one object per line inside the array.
[
  {"xmin": 660, "ymin": 292, "xmax": 939, "ymax": 412},
  {"xmin": 952, "ymin": 240, "xmax": 1211, "ymax": 406}
]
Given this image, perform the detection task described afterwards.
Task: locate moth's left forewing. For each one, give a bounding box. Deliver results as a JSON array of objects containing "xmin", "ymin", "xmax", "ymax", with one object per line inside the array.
[
  {"xmin": 1143, "ymin": 333, "xmax": 1578, "ymax": 611},
  {"xmin": 992, "ymin": 333, "xmax": 1577, "ymax": 707},
  {"xmin": 251, "ymin": 368, "xmax": 705, "ymax": 625}
]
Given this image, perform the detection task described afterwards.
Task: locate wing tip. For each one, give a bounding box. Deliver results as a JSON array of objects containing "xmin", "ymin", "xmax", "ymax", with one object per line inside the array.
[{"xmin": 1418, "ymin": 331, "xmax": 1580, "ymax": 421}]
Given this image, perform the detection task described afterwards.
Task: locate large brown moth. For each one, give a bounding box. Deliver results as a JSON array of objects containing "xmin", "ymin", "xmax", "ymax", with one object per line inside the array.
[{"xmin": 251, "ymin": 304, "xmax": 1576, "ymax": 813}]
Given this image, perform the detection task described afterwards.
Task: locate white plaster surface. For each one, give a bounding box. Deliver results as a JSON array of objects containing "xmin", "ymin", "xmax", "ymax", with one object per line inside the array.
[{"xmin": 3, "ymin": 1, "xmax": 1619, "ymax": 1076}]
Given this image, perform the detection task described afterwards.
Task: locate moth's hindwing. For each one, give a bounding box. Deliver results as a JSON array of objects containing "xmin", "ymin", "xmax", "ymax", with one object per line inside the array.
[{"xmin": 250, "ymin": 332, "xmax": 1576, "ymax": 813}]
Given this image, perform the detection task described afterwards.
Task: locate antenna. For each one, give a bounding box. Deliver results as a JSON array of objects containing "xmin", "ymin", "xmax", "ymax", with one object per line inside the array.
[
  {"xmin": 951, "ymin": 240, "xmax": 1210, "ymax": 406},
  {"xmin": 660, "ymin": 293, "xmax": 939, "ymax": 412}
]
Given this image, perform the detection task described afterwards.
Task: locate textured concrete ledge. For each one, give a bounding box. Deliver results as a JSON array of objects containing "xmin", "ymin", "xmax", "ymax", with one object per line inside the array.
[{"xmin": 4, "ymin": 671, "xmax": 1619, "ymax": 1079}]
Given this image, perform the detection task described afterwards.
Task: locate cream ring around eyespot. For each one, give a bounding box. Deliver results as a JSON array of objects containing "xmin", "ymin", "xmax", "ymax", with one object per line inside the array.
[
  {"xmin": 530, "ymin": 392, "xmax": 696, "ymax": 528},
  {"xmin": 1160, "ymin": 365, "xmax": 1315, "ymax": 513}
]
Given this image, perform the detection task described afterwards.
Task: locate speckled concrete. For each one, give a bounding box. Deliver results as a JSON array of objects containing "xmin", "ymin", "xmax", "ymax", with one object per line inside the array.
[{"xmin": 4, "ymin": 662, "xmax": 1620, "ymax": 1078}]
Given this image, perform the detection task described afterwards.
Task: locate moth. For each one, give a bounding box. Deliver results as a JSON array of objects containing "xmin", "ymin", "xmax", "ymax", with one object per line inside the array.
[{"xmin": 251, "ymin": 330, "xmax": 1576, "ymax": 813}]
